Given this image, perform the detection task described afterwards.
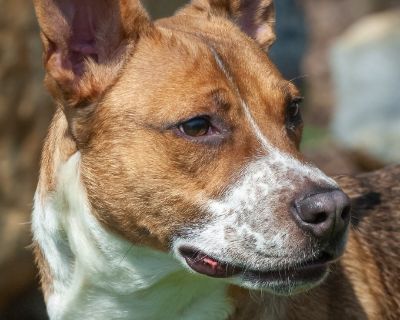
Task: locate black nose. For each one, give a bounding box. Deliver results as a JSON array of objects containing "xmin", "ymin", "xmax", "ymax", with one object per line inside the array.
[{"xmin": 293, "ymin": 190, "xmax": 351, "ymax": 239}]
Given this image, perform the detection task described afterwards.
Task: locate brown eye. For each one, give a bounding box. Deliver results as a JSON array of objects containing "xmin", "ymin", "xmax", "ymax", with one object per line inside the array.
[
  {"xmin": 286, "ymin": 99, "xmax": 303, "ymax": 130},
  {"xmin": 179, "ymin": 117, "xmax": 211, "ymax": 137},
  {"xmin": 288, "ymin": 102, "xmax": 300, "ymax": 119}
]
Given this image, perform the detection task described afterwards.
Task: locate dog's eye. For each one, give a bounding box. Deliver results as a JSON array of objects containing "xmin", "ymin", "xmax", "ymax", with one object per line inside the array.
[
  {"xmin": 179, "ymin": 117, "xmax": 211, "ymax": 137},
  {"xmin": 286, "ymin": 98, "xmax": 303, "ymax": 129},
  {"xmin": 288, "ymin": 103, "xmax": 300, "ymax": 118}
]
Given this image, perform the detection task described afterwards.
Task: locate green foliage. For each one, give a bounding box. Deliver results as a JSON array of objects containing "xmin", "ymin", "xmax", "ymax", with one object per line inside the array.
[
  {"xmin": 301, "ymin": 126, "xmax": 330, "ymax": 149},
  {"xmin": 142, "ymin": 0, "xmax": 188, "ymax": 19}
]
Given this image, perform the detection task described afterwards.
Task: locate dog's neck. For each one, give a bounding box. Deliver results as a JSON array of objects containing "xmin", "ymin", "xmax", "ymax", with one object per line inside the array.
[{"xmin": 33, "ymin": 153, "xmax": 233, "ymax": 320}]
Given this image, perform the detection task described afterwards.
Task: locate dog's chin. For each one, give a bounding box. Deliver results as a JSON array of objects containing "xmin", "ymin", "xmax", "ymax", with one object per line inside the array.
[
  {"xmin": 177, "ymin": 246, "xmax": 333, "ymax": 295},
  {"xmin": 233, "ymin": 267, "xmax": 330, "ymax": 296}
]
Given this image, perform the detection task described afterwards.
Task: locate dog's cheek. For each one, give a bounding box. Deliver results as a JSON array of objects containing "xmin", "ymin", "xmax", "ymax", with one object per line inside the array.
[{"xmin": 80, "ymin": 149, "xmax": 210, "ymax": 249}]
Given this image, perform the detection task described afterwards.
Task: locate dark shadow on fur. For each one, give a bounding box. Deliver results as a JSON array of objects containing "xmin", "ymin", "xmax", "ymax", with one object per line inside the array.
[{"xmin": 351, "ymin": 191, "xmax": 382, "ymax": 227}]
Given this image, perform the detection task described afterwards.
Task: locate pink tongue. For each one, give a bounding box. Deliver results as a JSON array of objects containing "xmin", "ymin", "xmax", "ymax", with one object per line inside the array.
[
  {"xmin": 202, "ymin": 256, "xmax": 220, "ymax": 271},
  {"xmin": 180, "ymin": 247, "xmax": 241, "ymax": 278}
]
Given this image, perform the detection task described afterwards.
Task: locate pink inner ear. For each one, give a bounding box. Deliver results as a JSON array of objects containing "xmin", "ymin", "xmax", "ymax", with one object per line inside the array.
[
  {"xmin": 237, "ymin": 0, "xmax": 260, "ymax": 40},
  {"xmin": 67, "ymin": 0, "xmax": 99, "ymax": 75}
]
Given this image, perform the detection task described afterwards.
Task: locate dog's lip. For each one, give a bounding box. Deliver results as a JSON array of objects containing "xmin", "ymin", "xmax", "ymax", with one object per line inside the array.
[
  {"xmin": 179, "ymin": 247, "xmax": 241, "ymax": 278},
  {"xmin": 179, "ymin": 246, "xmax": 334, "ymax": 282}
]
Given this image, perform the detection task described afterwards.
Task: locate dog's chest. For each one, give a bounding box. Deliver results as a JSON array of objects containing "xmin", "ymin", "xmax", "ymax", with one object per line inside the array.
[{"xmin": 55, "ymin": 269, "xmax": 231, "ymax": 320}]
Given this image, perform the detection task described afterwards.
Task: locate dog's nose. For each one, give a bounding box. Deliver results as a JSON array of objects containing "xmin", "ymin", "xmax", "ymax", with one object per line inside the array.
[{"xmin": 293, "ymin": 190, "xmax": 351, "ymax": 239}]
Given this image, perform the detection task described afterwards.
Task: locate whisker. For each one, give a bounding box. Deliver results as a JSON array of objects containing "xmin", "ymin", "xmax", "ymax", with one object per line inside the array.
[
  {"xmin": 19, "ymin": 221, "xmax": 32, "ymax": 225},
  {"xmin": 289, "ymin": 74, "xmax": 309, "ymax": 83}
]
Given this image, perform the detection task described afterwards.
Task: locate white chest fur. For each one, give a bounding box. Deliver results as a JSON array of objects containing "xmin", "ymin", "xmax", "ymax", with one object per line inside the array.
[{"xmin": 32, "ymin": 153, "xmax": 232, "ymax": 320}]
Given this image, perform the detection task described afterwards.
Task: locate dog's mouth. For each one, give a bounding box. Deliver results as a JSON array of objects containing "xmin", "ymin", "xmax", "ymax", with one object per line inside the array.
[{"xmin": 179, "ymin": 246, "xmax": 335, "ymax": 285}]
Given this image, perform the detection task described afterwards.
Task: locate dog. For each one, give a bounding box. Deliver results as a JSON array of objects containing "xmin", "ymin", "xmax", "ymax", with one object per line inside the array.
[{"xmin": 32, "ymin": 0, "xmax": 400, "ymax": 319}]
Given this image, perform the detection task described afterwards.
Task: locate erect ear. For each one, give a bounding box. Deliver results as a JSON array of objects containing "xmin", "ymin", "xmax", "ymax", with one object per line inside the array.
[
  {"xmin": 179, "ymin": 0, "xmax": 276, "ymax": 51},
  {"xmin": 33, "ymin": 0, "xmax": 152, "ymax": 108}
]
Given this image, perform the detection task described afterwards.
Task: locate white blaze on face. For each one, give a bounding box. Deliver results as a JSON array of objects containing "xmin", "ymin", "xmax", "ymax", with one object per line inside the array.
[{"xmin": 174, "ymin": 150, "xmax": 337, "ymax": 270}]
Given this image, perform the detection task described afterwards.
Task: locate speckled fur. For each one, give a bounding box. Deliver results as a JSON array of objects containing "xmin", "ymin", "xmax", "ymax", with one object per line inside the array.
[{"xmin": 228, "ymin": 165, "xmax": 400, "ymax": 319}]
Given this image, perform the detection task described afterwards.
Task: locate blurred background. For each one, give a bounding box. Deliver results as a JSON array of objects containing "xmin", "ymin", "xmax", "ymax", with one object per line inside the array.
[{"xmin": 0, "ymin": 0, "xmax": 399, "ymax": 319}]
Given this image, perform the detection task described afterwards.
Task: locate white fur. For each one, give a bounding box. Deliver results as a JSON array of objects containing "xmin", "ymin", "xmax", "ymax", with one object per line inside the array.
[{"xmin": 32, "ymin": 153, "xmax": 232, "ymax": 320}]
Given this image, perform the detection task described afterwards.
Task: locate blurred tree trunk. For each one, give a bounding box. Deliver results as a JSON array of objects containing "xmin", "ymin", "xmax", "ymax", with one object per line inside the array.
[{"xmin": 0, "ymin": 0, "xmax": 52, "ymax": 313}]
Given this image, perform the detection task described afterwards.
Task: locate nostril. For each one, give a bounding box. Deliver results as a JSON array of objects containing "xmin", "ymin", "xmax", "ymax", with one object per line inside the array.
[
  {"xmin": 294, "ymin": 195, "xmax": 332, "ymax": 225},
  {"xmin": 313, "ymin": 212, "xmax": 328, "ymax": 224},
  {"xmin": 341, "ymin": 205, "xmax": 351, "ymax": 221}
]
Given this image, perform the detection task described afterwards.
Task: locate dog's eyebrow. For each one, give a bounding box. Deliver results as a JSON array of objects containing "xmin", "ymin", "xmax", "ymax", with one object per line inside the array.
[
  {"xmin": 270, "ymin": 81, "xmax": 301, "ymax": 106},
  {"xmin": 210, "ymin": 89, "xmax": 231, "ymax": 111}
]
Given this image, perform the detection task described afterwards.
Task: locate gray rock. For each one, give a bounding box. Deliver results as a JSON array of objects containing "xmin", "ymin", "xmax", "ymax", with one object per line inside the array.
[{"xmin": 331, "ymin": 9, "xmax": 400, "ymax": 164}]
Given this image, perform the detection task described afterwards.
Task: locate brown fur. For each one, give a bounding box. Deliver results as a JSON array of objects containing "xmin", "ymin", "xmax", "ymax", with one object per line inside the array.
[{"xmin": 33, "ymin": 0, "xmax": 400, "ymax": 318}]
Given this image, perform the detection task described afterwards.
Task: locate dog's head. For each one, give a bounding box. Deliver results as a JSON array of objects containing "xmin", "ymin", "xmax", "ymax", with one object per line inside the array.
[{"xmin": 34, "ymin": 0, "xmax": 351, "ymax": 295}]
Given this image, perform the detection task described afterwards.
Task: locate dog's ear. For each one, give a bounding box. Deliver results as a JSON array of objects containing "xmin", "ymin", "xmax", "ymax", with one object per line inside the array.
[
  {"xmin": 179, "ymin": 0, "xmax": 276, "ymax": 51},
  {"xmin": 33, "ymin": 0, "xmax": 152, "ymax": 146},
  {"xmin": 33, "ymin": 0, "xmax": 152, "ymax": 107}
]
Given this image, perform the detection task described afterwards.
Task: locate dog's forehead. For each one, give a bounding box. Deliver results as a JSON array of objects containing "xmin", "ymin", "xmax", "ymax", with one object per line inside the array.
[
  {"xmin": 110, "ymin": 16, "xmax": 297, "ymax": 126},
  {"xmin": 155, "ymin": 14, "xmax": 295, "ymax": 89},
  {"xmin": 111, "ymin": 34, "xmax": 229, "ymax": 123}
]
